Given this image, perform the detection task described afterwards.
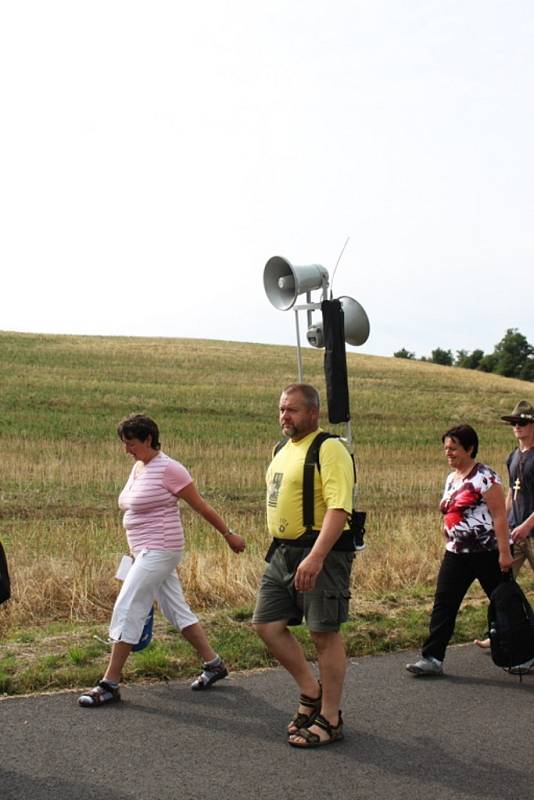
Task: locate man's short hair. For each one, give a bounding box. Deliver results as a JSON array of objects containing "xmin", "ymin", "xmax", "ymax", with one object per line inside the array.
[
  {"xmin": 442, "ymin": 424, "xmax": 479, "ymax": 459},
  {"xmin": 117, "ymin": 413, "xmax": 161, "ymax": 450},
  {"xmin": 282, "ymin": 383, "xmax": 320, "ymax": 410}
]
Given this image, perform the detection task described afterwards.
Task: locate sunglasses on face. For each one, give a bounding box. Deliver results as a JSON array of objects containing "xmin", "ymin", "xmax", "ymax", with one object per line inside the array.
[{"xmin": 511, "ymin": 420, "xmax": 531, "ymax": 428}]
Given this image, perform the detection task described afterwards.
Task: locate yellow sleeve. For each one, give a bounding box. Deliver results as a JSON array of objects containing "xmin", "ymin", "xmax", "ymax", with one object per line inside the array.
[{"xmin": 317, "ymin": 438, "xmax": 354, "ymax": 515}]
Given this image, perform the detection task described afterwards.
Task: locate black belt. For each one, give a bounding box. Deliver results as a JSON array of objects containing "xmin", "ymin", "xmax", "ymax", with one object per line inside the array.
[{"xmin": 265, "ymin": 530, "xmax": 356, "ymax": 562}]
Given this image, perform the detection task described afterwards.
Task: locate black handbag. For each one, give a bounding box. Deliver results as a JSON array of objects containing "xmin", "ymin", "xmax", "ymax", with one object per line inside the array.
[{"xmin": 0, "ymin": 541, "xmax": 11, "ymax": 605}]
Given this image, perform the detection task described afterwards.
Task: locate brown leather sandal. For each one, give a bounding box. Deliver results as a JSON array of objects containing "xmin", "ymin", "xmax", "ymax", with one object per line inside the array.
[
  {"xmin": 288, "ymin": 712, "xmax": 344, "ymax": 748},
  {"xmin": 287, "ymin": 683, "xmax": 322, "ymax": 735}
]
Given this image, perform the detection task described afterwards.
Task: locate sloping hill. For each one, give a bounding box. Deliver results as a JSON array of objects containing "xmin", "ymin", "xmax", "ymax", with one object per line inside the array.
[{"xmin": 1, "ymin": 331, "xmax": 533, "ymax": 692}]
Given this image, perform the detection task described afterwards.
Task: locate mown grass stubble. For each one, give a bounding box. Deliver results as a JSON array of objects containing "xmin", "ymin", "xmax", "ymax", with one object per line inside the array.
[{"xmin": 1, "ymin": 331, "xmax": 533, "ymax": 693}]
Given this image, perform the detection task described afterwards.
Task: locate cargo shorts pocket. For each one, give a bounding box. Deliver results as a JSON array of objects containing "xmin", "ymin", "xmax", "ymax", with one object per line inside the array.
[{"xmin": 319, "ymin": 590, "xmax": 351, "ymax": 627}]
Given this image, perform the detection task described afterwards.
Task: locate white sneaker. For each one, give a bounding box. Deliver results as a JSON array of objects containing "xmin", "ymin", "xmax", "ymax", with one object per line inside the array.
[
  {"xmin": 509, "ymin": 657, "xmax": 534, "ymax": 675},
  {"xmin": 406, "ymin": 657, "xmax": 443, "ymax": 676}
]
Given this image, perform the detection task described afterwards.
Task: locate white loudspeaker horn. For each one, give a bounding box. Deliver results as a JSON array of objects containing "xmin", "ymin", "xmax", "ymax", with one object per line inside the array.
[
  {"xmin": 337, "ymin": 295, "xmax": 370, "ymax": 346},
  {"xmin": 264, "ymin": 255, "xmax": 329, "ymax": 310},
  {"xmin": 305, "ymin": 295, "xmax": 370, "ymax": 348}
]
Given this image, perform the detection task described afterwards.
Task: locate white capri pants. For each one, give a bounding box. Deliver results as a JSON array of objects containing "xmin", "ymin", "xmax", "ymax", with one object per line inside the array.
[{"xmin": 109, "ymin": 548, "xmax": 198, "ymax": 645}]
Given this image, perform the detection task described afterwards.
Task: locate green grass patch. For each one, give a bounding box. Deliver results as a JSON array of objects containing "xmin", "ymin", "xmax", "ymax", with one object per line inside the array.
[{"xmin": 0, "ymin": 598, "xmax": 495, "ymax": 697}]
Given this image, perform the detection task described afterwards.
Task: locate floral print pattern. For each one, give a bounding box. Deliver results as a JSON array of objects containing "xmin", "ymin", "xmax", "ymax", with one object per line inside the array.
[{"xmin": 440, "ymin": 463, "xmax": 501, "ymax": 553}]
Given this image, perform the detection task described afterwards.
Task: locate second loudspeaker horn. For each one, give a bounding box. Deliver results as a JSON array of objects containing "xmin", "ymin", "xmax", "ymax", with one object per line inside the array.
[{"xmin": 306, "ymin": 296, "xmax": 370, "ymax": 348}]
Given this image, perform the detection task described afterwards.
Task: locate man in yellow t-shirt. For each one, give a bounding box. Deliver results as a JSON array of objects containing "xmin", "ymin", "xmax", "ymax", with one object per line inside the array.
[{"xmin": 253, "ymin": 383, "xmax": 355, "ymax": 749}]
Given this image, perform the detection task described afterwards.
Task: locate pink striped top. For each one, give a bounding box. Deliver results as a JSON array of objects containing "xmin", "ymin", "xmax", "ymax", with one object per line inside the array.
[{"xmin": 118, "ymin": 451, "xmax": 193, "ymax": 552}]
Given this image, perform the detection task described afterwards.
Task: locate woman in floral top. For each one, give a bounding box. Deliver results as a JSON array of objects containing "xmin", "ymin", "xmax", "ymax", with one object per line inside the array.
[{"xmin": 407, "ymin": 424, "xmax": 512, "ymax": 676}]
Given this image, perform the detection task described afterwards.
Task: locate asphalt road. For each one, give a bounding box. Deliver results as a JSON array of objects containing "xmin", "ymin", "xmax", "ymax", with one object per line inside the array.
[{"xmin": 1, "ymin": 644, "xmax": 533, "ymax": 800}]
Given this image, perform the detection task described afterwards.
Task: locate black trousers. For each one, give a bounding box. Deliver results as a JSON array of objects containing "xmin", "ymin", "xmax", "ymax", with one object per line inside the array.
[
  {"xmin": 0, "ymin": 541, "xmax": 10, "ymax": 605},
  {"xmin": 422, "ymin": 549, "xmax": 503, "ymax": 662}
]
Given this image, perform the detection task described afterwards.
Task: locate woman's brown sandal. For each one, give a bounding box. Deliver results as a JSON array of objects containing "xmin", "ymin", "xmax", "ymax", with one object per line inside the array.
[
  {"xmin": 287, "ymin": 683, "xmax": 322, "ymax": 735},
  {"xmin": 288, "ymin": 712, "xmax": 344, "ymax": 748}
]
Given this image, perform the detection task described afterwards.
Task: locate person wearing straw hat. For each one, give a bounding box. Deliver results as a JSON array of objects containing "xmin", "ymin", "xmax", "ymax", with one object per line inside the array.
[
  {"xmin": 474, "ymin": 401, "xmax": 534, "ymax": 669},
  {"xmin": 501, "ymin": 401, "xmax": 534, "ymax": 576}
]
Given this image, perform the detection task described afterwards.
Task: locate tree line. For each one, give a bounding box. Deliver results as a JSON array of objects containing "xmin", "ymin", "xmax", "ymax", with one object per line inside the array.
[{"xmin": 394, "ymin": 328, "xmax": 534, "ymax": 382}]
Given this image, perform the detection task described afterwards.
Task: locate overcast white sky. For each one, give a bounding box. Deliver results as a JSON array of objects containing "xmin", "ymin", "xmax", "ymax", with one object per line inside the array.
[{"xmin": 1, "ymin": 1, "xmax": 533, "ymax": 358}]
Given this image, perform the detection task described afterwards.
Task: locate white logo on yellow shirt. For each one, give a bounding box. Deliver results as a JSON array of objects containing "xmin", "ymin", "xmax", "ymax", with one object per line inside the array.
[{"xmin": 268, "ymin": 472, "xmax": 283, "ymax": 507}]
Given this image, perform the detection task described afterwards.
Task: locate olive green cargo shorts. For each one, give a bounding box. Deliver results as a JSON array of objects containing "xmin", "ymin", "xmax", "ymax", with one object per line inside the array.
[{"xmin": 252, "ymin": 544, "xmax": 354, "ymax": 632}]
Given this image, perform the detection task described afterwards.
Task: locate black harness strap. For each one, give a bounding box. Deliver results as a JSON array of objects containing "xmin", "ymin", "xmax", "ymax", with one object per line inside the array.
[
  {"xmin": 266, "ymin": 432, "xmax": 362, "ymax": 561},
  {"xmin": 302, "ymin": 432, "xmax": 336, "ymax": 531},
  {"xmin": 274, "ymin": 431, "xmax": 356, "ymax": 532}
]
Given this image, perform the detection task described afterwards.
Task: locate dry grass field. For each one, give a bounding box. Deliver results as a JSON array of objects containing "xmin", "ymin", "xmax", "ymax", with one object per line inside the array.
[{"xmin": 1, "ymin": 330, "xmax": 533, "ymax": 692}]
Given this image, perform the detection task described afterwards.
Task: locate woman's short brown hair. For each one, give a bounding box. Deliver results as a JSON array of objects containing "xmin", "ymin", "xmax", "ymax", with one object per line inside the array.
[
  {"xmin": 442, "ymin": 424, "xmax": 479, "ymax": 458},
  {"xmin": 117, "ymin": 414, "xmax": 161, "ymax": 450}
]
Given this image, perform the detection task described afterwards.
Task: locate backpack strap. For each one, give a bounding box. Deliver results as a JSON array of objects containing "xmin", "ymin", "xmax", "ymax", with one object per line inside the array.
[
  {"xmin": 273, "ymin": 431, "xmax": 356, "ymax": 533},
  {"xmin": 273, "ymin": 438, "xmax": 288, "ymax": 458},
  {"xmin": 303, "ymin": 432, "xmax": 338, "ymax": 531}
]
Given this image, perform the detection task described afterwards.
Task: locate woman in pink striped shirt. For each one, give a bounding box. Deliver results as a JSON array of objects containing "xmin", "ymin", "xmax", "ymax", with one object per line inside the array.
[{"xmin": 79, "ymin": 414, "xmax": 245, "ymax": 707}]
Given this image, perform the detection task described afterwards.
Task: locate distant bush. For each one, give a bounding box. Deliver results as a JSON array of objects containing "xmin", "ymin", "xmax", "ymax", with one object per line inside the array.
[
  {"xmin": 393, "ymin": 348, "xmax": 415, "ymax": 359},
  {"xmin": 431, "ymin": 348, "xmax": 453, "ymax": 366},
  {"xmin": 456, "ymin": 349, "xmax": 484, "ymax": 370},
  {"xmin": 394, "ymin": 328, "xmax": 534, "ymax": 382}
]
